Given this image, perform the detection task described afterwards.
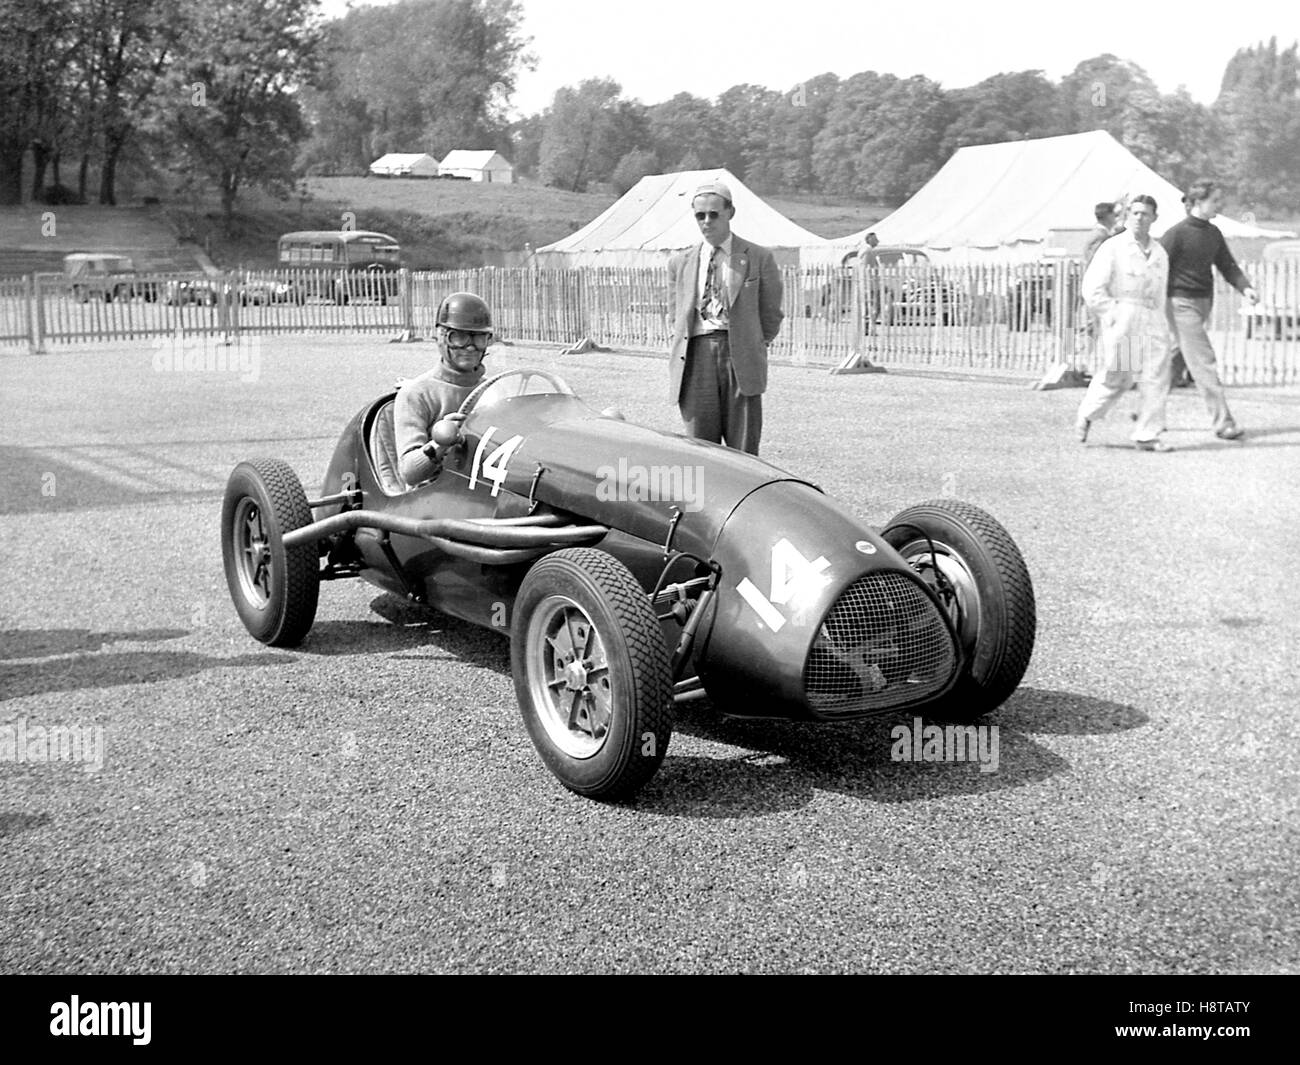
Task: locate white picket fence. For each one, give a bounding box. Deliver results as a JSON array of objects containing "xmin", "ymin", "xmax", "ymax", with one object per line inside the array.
[{"xmin": 2, "ymin": 261, "xmax": 1297, "ymax": 384}]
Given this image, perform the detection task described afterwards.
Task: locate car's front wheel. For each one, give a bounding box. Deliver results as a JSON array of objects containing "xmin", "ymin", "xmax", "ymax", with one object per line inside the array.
[
  {"xmin": 512, "ymin": 548, "xmax": 673, "ymax": 799},
  {"xmin": 221, "ymin": 459, "xmax": 320, "ymax": 646},
  {"xmin": 882, "ymin": 499, "xmax": 1035, "ymax": 723}
]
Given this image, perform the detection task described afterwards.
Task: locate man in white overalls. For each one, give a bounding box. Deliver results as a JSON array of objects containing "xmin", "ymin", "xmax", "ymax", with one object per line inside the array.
[{"xmin": 1073, "ymin": 195, "xmax": 1172, "ymax": 451}]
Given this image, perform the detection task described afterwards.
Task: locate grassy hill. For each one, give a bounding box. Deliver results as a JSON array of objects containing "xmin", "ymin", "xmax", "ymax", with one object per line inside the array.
[{"xmin": 175, "ymin": 177, "xmax": 892, "ymax": 270}]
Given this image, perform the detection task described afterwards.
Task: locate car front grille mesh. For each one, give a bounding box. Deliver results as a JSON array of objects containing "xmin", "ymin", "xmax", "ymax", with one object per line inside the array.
[{"xmin": 804, "ymin": 571, "xmax": 956, "ymax": 715}]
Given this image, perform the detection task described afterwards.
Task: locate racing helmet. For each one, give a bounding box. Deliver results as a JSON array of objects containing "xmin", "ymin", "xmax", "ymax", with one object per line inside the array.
[{"xmin": 436, "ymin": 291, "xmax": 492, "ymax": 333}]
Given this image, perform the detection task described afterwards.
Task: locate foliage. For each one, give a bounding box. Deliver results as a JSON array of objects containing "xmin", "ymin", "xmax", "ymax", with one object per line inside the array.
[
  {"xmin": 297, "ymin": 0, "xmax": 533, "ymax": 174},
  {"xmin": 1214, "ymin": 38, "xmax": 1300, "ymax": 209}
]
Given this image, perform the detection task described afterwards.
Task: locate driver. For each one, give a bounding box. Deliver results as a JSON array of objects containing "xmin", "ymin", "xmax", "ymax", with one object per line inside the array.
[{"xmin": 394, "ymin": 291, "xmax": 493, "ymax": 488}]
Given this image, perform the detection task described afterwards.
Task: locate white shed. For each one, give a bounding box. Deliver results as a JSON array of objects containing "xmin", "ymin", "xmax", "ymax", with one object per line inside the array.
[
  {"xmin": 438, "ymin": 150, "xmax": 514, "ymax": 184},
  {"xmin": 369, "ymin": 153, "xmax": 439, "ymax": 178}
]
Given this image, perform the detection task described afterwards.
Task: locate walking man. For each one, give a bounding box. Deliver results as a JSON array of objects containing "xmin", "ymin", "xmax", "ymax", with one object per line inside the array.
[
  {"xmin": 667, "ymin": 179, "xmax": 784, "ymax": 455},
  {"xmin": 1134, "ymin": 180, "xmax": 1259, "ymax": 448},
  {"xmin": 1074, "ymin": 196, "xmax": 1170, "ymax": 448}
]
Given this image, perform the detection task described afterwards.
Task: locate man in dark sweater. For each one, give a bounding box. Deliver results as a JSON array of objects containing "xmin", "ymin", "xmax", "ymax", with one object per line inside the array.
[{"xmin": 1133, "ymin": 181, "xmax": 1259, "ymax": 447}]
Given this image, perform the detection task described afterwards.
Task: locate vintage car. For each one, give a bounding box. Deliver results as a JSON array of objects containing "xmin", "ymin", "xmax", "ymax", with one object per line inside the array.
[
  {"xmin": 163, "ymin": 277, "xmax": 224, "ymax": 306},
  {"xmin": 63, "ymin": 252, "xmax": 142, "ymax": 303},
  {"xmin": 221, "ymin": 369, "xmax": 1036, "ymax": 799}
]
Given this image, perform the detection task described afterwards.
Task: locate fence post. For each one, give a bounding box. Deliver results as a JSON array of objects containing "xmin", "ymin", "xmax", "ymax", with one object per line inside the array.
[
  {"xmin": 30, "ymin": 274, "xmax": 46, "ymax": 355},
  {"xmin": 399, "ymin": 267, "xmax": 415, "ymax": 339}
]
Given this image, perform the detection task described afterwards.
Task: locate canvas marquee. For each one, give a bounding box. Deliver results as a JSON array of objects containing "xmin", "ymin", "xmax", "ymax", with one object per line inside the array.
[
  {"xmin": 369, "ymin": 153, "xmax": 439, "ymax": 178},
  {"xmin": 811, "ymin": 130, "xmax": 1294, "ymax": 264},
  {"xmin": 534, "ymin": 169, "xmax": 827, "ymax": 268}
]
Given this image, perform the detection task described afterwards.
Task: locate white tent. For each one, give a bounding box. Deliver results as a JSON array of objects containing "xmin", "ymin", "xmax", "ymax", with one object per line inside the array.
[
  {"xmin": 439, "ymin": 150, "xmax": 514, "ymax": 183},
  {"xmin": 534, "ymin": 168, "xmax": 827, "ymax": 268},
  {"xmin": 369, "ymin": 153, "xmax": 439, "ymax": 178},
  {"xmin": 811, "ymin": 131, "xmax": 1294, "ymax": 264}
]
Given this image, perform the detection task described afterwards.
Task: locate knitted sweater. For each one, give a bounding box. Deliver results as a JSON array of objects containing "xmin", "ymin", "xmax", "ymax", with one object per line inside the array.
[
  {"xmin": 394, "ymin": 361, "xmax": 485, "ymax": 487},
  {"xmin": 1160, "ymin": 215, "xmax": 1251, "ymax": 298}
]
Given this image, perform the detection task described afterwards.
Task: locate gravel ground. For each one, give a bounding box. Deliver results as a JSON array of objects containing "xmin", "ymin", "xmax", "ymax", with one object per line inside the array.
[{"xmin": 1, "ymin": 334, "xmax": 1297, "ymax": 974}]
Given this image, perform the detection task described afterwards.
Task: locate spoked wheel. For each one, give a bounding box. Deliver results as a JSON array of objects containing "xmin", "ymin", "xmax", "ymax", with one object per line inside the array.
[
  {"xmin": 882, "ymin": 499, "xmax": 1035, "ymax": 723},
  {"xmin": 221, "ymin": 458, "xmax": 320, "ymax": 646},
  {"xmin": 512, "ymin": 548, "xmax": 673, "ymax": 799}
]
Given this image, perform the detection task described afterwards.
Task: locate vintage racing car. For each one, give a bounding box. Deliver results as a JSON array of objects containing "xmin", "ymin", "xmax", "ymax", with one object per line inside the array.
[{"xmin": 222, "ymin": 368, "xmax": 1036, "ymax": 799}]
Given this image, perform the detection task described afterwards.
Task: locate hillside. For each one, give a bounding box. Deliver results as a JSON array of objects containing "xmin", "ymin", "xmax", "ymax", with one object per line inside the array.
[
  {"xmin": 0, "ymin": 204, "xmax": 212, "ymax": 276},
  {"xmin": 179, "ymin": 177, "xmax": 891, "ymax": 270}
]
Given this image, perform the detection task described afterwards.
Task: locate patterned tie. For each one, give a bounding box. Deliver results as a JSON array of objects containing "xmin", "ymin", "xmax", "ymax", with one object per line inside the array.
[{"xmin": 701, "ymin": 244, "xmax": 725, "ymax": 324}]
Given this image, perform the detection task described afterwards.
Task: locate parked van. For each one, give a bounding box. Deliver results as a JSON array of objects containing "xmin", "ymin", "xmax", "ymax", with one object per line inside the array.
[
  {"xmin": 276, "ymin": 230, "xmax": 402, "ymax": 303},
  {"xmin": 63, "ymin": 252, "xmax": 147, "ymax": 302}
]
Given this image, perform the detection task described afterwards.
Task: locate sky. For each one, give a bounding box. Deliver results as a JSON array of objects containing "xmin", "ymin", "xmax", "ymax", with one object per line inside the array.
[{"xmin": 319, "ymin": 0, "xmax": 1300, "ymax": 117}]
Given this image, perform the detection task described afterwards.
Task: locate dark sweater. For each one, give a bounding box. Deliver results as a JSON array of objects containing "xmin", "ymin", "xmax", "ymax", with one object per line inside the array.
[{"xmin": 1160, "ymin": 215, "xmax": 1251, "ymax": 298}]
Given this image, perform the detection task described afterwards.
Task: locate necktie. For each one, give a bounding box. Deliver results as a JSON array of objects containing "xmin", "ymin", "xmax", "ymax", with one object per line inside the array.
[{"xmin": 702, "ymin": 245, "xmax": 725, "ymax": 323}]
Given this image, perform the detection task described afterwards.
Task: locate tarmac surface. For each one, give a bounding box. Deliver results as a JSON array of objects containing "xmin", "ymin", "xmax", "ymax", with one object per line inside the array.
[{"xmin": 2, "ymin": 334, "xmax": 1298, "ymax": 974}]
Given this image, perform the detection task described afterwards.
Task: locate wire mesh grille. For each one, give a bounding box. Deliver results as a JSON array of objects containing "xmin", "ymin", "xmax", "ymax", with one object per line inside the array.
[{"xmin": 804, "ymin": 571, "xmax": 957, "ymax": 715}]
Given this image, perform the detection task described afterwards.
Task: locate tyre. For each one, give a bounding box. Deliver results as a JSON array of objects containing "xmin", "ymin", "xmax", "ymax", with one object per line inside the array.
[
  {"xmin": 512, "ymin": 547, "xmax": 673, "ymax": 799},
  {"xmin": 882, "ymin": 499, "xmax": 1035, "ymax": 723},
  {"xmin": 221, "ymin": 458, "xmax": 320, "ymax": 646}
]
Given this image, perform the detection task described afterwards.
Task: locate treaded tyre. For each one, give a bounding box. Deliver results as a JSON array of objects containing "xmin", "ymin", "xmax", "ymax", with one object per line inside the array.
[
  {"xmin": 512, "ymin": 547, "xmax": 673, "ymax": 799},
  {"xmin": 222, "ymin": 458, "xmax": 320, "ymax": 646},
  {"xmin": 882, "ymin": 499, "xmax": 1035, "ymax": 723}
]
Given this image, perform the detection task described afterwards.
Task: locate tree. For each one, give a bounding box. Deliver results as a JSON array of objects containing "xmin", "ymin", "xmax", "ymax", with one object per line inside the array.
[
  {"xmin": 90, "ymin": 0, "xmax": 177, "ymax": 204},
  {"xmin": 813, "ymin": 72, "xmax": 951, "ymax": 201},
  {"xmin": 940, "ymin": 71, "xmax": 1065, "ymax": 157},
  {"xmin": 1214, "ymin": 38, "xmax": 1300, "ymax": 209},
  {"xmin": 1059, "ymin": 55, "xmax": 1158, "ymax": 138},
  {"xmin": 714, "ymin": 83, "xmax": 781, "ymax": 187},
  {"xmin": 0, "ymin": 0, "xmax": 79, "ymax": 204},
  {"xmin": 159, "ymin": 0, "xmax": 322, "ymax": 229},
  {"xmin": 1121, "ymin": 86, "xmax": 1221, "ymax": 196},
  {"xmin": 646, "ymin": 93, "xmax": 723, "ymax": 170},
  {"xmin": 610, "ymin": 148, "xmax": 658, "ymax": 194},
  {"xmin": 753, "ymin": 73, "xmax": 839, "ymax": 192},
  {"xmin": 299, "ymin": 0, "xmax": 533, "ymax": 173},
  {"xmin": 508, "ymin": 112, "xmax": 544, "ymax": 178},
  {"xmin": 538, "ymin": 79, "xmax": 644, "ymax": 192}
]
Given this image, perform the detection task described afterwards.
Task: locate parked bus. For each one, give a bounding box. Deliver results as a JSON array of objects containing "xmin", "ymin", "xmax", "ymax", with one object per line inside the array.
[{"xmin": 276, "ymin": 230, "xmax": 402, "ymax": 303}]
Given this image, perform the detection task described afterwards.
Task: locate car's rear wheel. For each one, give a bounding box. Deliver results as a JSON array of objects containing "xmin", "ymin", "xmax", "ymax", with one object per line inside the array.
[
  {"xmin": 221, "ymin": 459, "xmax": 319, "ymax": 647},
  {"xmin": 882, "ymin": 499, "xmax": 1035, "ymax": 723},
  {"xmin": 512, "ymin": 548, "xmax": 673, "ymax": 799}
]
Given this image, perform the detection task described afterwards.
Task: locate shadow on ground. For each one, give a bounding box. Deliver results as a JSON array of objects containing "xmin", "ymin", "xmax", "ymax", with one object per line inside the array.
[{"xmin": 628, "ymin": 687, "xmax": 1146, "ymax": 818}]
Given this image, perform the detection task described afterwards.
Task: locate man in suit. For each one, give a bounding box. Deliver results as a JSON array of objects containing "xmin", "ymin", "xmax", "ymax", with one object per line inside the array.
[{"xmin": 667, "ymin": 180, "xmax": 784, "ymax": 455}]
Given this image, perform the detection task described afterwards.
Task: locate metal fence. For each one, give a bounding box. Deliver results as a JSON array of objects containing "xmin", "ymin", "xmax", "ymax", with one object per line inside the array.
[{"xmin": 3, "ymin": 261, "xmax": 1297, "ymax": 384}]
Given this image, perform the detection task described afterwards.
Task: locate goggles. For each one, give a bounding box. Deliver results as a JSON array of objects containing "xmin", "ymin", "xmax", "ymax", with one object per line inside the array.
[{"xmin": 441, "ymin": 327, "xmax": 491, "ymax": 351}]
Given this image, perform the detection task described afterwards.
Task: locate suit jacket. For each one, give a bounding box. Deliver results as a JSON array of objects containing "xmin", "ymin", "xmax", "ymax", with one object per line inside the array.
[{"xmin": 667, "ymin": 234, "xmax": 784, "ymax": 402}]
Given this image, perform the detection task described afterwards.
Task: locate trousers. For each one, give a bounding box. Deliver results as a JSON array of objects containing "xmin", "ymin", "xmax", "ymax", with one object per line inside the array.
[
  {"xmin": 679, "ymin": 333, "xmax": 762, "ymax": 454},
  {"xmin": 1134, "ymin": 296, "xmax": 1236, "ymax": 440}
]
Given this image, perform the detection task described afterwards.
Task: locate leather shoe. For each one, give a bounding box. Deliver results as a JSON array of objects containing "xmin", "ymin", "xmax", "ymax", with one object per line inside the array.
[
  {"xmin": 1215, "ymin": 425, "xmax": 1245, "ymax": 441},
  {"xmin": 1134, "ymin": 439, "xmax": 1174, "ymax": 452},
  {"xmin": 1075, "ymin": 417, "xmax": 1091, "ymax": 443}
]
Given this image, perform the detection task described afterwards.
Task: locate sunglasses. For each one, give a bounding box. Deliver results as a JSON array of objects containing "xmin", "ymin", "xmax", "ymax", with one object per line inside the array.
[
  {"xmin": 442, "ymin": 328, "xmax": 490, "ymax": 350},
  {"xmin": 694, "ymin": 211, "xmax": 722, "ymax": 221}
]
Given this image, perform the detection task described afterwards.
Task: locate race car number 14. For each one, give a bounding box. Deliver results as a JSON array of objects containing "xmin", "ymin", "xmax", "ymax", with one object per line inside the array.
[
  {"xmin": 736, "ymin": 538, "xmax": 831, "ymax": 632},
  {"xmin": 468, "ymin": 427, "xmax": 524, "ymax": 497}
]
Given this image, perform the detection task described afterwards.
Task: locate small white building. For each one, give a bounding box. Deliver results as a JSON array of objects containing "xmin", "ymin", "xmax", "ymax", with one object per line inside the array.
[
  {"xmin": 438, "ymin": 150, "xmax": 514, "ymax": 184},
  {"xmin": 369, "ymin": 153, "xmax": 439, "ymax": 178}
]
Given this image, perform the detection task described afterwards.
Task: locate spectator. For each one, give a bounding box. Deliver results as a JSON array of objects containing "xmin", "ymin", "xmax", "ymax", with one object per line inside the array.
[
  {"xmin": 1133, "ymin": 180, "xmax": 1259, "ymax": 447},
  {"xmin": 1074, "ymin": 196, "xmax": 1170, "ymax": 449},
  {"xmin": 666, "ymin": 180, "xmax": 784, "ymax": 455},
  {"xmin": 1083, "ymin": 201, "xmax": 1121, "ymax": 268}
]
